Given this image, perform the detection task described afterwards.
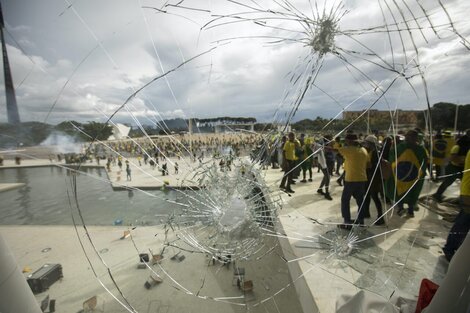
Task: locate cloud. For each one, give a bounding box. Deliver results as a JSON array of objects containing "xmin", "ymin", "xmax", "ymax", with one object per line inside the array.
[
  {"xmin": 1, "ymin": 0, "xmax": 469, "ymax": 127},
  {"xmin": 159, "ymin": 109, "xmax": 186, "ymax": 119}
]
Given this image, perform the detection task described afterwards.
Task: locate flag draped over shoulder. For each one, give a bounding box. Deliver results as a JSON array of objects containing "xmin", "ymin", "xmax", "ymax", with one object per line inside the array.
[
  {"xmin": 432, "ymin": 138, "xmax": 447, "ymax": 166},
  {"xmin": 386, "ymin": 142, "xmax": 428, "ymax": 205}
]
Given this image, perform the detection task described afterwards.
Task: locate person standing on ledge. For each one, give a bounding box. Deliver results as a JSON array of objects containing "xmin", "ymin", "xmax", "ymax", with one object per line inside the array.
[{"xmin": 337, "ymin": 132, "xmax": 368, "ymax": 229}]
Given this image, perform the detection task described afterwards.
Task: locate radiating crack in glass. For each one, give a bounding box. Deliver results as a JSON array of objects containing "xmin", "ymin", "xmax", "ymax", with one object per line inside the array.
[
  {"xmin": 2, "ymin": 0, "xmax": 469, "ymax": 312},
  {"xmin": 173, "ymin": 161, "xmax": 279, "ymax": 261}
]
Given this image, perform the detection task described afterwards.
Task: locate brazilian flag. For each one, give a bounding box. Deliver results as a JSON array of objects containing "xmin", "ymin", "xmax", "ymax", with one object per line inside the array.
[
  {"xmin": 432, "ymin": 139, "xmax": 447, "ymax": 166},
  {"xmin": 386, "ymin": 143, "xmax": 427, "ymax": 205}
]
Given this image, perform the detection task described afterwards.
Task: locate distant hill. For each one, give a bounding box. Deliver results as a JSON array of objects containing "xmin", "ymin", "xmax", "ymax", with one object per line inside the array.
[
  {"xmin": 0, "ymin": 117, "xmax": 260, "ymax": 147},
  {"xmin": 0, "ymin": 122, "xmax": 54, "ymax": 148},
  {"xmin": 0, "ymin": 121, "xmax": 109, "ymax": 148},
  {"xmin": 291, "ymin": 102, "xmax": 470, "ymax": 132},
  {"xmin": 156, "ymin": 118, "xmax": 188, "ymax": 131}
]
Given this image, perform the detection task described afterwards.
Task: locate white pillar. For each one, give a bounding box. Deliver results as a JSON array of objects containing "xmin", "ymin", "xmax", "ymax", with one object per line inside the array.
[
  {"xmin": 0, "ymin": 234, "xmax": 42, "ymax": 313},
  {"xmin": 424, "ymin": 233, "xmax": 470, "ymax": 312}
]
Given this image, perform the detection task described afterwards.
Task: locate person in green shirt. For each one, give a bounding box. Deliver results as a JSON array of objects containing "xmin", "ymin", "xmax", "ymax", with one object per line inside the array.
[{"xmin": 386, "ymin": 130, "xmax": 427, "ymax": 217}]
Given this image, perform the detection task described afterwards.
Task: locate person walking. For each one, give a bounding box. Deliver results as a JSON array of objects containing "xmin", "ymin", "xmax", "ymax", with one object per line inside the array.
[
  {"xmin": 334, "ymin": 136, "xmax": 344, "ymax": 176},
  {"xmin": 386, "ymin": 130, "xmax": 428, "ymax": 217},
  {"xmin": 442, "ymin": 149, "xmax": 470, "ymax": 261},
  {"xmin": 126, "ymin": 162, "xmax": 132, "ymax": 181},
  {"xmin": 301, "ymin": 137, "xmax": 313, "ymax": 183},
  {"xmin": 337, "ymin": 132, "xmax": 369, "ymax": 228},
  {"xmin": 432, "ymin": 131, "xmax": 470, "ymax": 202},
  {"xmin": 280, "ymin": 132, "xmax": 297, "ymax": 193},
  {"xmin": 314, "ymin": 137, "xmax": 332, "ymax": 200},
  {"xmin": 118, "ymin": 156, "xmax": 123, "ymax": 170},
  {"xmin": 362, "ymin": 135, "xmax": 385, "ymax": 225},
  {"xmin": 431, "ymin": 132, "xmax": 448, "ymax": 180}
]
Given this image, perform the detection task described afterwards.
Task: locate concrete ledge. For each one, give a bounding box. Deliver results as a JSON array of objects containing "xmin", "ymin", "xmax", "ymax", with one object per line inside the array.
[
  {"xmin": 0, "ymin": 183, "xmax": 25, "ymax": 192},
  {"xmin": 111, "ymin": 185, "xmax": 202, "ymax": 191},
  {"xmin": 0, "ymin": 164, "xmax": 60, "ymax": 169},
  {"xmin": 277, "ymin": 220, "xmax": 320, "ymax": 313},
  {"xmin": 0, "ymin": 163, "xmax": 103, "ymax": 170}
]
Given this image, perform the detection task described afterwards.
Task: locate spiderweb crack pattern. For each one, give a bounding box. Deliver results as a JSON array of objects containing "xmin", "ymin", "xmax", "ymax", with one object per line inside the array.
[{"xmin": 2, "ymin": 0, "xmax": 469, "ymax": 312}]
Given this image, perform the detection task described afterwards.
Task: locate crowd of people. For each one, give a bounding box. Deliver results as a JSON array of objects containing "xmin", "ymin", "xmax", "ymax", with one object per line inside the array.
[
  {"xmin": 275, "ymin": 128, "xmax": 470, "ymax": 256},
  {"xmin": 62, "ymin": 133, "xmax": 263, "ymax": 177}
]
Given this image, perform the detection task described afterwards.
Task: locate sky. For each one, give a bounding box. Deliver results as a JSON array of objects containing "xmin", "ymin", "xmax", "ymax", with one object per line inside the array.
[{"xmin": 1, "ymin": 0, "xmax": 470, "ymax": 126}]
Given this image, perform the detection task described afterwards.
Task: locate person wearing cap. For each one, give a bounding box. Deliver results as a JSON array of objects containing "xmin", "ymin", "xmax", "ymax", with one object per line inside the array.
[
  {"xmin": 337, "ymin": 132, "xmax": 369, "ymax": 228},
  {"xmin": 363, "ymin": 135, "xmax": 385, "ymax": 225},
  {"xmin": 386, "ymin": 130, "xmax": 427, "ymax": 217}
]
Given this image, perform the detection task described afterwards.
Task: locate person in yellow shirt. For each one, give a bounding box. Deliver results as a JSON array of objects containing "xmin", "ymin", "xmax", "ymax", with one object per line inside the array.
[
  {"xmin": 442, "ymin": 149, "xmax": 470, "ymax": 261},
  {"xmin": 443, "ymin": 130, "xmax": 456, "ymax": 163},
  {"xmin": 280, "ymin": 132, "xmax": 297, "ymax": 193},
  {"xmin": 337, "ymin": 132, "xmax": 369, "ymax": 228},
  {"xmin": 433, "ymin": 132, "xmax": 470, "ymax": 202}
]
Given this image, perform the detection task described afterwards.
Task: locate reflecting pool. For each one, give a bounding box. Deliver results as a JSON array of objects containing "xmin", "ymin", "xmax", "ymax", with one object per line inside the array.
[{"xmin": 0, "ymin": 166, "xmax": 182, "ymax": 225}]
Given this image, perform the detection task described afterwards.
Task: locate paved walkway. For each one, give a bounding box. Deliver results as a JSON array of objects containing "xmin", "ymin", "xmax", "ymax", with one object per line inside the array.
[{"xmin": 261, "ymin": 168, "xmax": 455, "ymax": 313}]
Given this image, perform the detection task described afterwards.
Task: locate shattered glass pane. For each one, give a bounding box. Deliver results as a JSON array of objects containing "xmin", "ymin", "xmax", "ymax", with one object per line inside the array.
[{"xmin": 1, "ymin": 0, "xmax": 469, "ymax": 312}]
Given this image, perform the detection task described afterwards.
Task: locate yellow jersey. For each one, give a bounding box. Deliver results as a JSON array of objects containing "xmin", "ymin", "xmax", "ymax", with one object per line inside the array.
[
  {"xmin": 283, "ymin": 141, "xmax": 296, "ymax": 161},
  {"xmin": 337, "ymin": 146, "xmax": 368, "ymax": 182}
]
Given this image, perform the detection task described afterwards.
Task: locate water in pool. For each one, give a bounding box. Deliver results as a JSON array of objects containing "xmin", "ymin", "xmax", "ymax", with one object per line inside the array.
[{"xmin": 0, "ymin": 166, "xmax": 183, "ymax": 225}]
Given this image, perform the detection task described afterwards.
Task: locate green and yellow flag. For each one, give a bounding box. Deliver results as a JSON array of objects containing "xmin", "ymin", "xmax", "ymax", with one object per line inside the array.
[
  {"xmin": 432, "ymin": 138, "xmax": 447, "ymax": 166},
  {"xmin": 386, "ymin": 142, "xmax": 427, "ymax": 205}
]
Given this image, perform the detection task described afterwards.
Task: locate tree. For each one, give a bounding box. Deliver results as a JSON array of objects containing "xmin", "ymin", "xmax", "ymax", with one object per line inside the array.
[
  {"xmin": 431, "ymin": 102, "xmax": 457, "ymax": 130},
  {"xmin": 29, "ymin": 122, "xmax": 53, "ymax": 144},
  {"xmin": 456, "ymin": 104, "xmax": 470, "ymax": 131},
  {"xmin": 416, "ymin": 102, "xmax": 470, "ymax": 131},
  {"xmin": 55, "ymin": 120, "xmax": 83, "ymax": 137},
  {"xmin": 254, "ymin": 123, "xmax": 274, "ymax": 131},
  {"xmin": 81, "ymin": 122, "xmax": 113, "ymax": 141}
]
